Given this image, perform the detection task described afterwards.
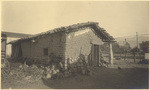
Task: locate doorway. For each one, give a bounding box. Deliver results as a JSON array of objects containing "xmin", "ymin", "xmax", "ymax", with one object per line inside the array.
[{"xmin": 89, "ymin": 44, "xmax": 100, "ymax": 66}]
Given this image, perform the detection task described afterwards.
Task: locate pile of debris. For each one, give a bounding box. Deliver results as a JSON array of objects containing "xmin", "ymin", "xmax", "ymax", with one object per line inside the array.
[
  {"xmin": 2, "ymin": 61, "xmax": 44, "ymax": 84},
  {"xmin": 42, "ymin": 54, "xmax": 94, "ymax": 79},
  {"xmin": 42, "ymin": 65, "xmax": 94, "ymax": 80},
  {"xmin": 2, "ymin": 54, "xmax": 96, "ymax": 82}
]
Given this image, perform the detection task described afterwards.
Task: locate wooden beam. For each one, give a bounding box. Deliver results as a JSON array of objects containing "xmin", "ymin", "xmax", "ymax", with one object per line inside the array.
[{"xmin": 109, "ymin": 42, "xmax": 114, "ymax": 65}]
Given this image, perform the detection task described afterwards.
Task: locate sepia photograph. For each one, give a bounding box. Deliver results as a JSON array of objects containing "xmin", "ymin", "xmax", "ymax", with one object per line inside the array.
[{"xmin": 1, "ymin": 1, "xmax": 149, "ymax": 89}]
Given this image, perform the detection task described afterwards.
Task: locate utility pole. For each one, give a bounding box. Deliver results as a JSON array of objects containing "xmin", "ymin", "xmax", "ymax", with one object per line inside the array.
[
  {"xmin": 124, "ymin": 38, "xmax": 127, "ymax": 60},
  {"xmin": 136, "ymin": 32, "xmax": 138, "ymax": 49},
  {"xmin": 136, "ymin": 32, "xmax": 139, "ymax": 61}
]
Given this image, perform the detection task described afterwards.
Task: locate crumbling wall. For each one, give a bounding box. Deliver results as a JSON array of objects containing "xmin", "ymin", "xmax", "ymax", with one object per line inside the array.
[
  {"xmin": 65, "ymin": 27, "xmax": 103, "ymax": 68},
  {"xmin": 12, "ymin": 32, "xmax": 66, "ymax": 65}
]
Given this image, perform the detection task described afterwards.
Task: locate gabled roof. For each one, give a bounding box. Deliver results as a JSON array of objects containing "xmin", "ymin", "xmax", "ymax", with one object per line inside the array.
[
  {"xmin": 1, "ymin": 31, "xmax": 33, "ymax": 38},
  {"xmin": 8, "ymin": 22, "xmax": 115, "ymax": 44}
]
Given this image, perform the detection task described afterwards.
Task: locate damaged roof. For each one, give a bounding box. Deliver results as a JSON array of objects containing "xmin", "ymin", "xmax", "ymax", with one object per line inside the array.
[{"xmin": 8, "ymin": 22, "xmax": 115, "ymax": 44}]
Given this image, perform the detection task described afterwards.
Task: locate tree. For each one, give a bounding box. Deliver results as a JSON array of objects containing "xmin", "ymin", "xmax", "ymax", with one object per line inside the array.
[
  {"xmin": 112, "ymin": 42, "xmax": 121, "ymax": 54},
  {"xmin": 140, "ymin": 41, "xmax": 149, "ymax": 53},
  {"xmin": 123, "ymin": 39, "xmax": 131, "ymax": 60},
  {"xmin": 130, "ymin": 47, "xmax": 140, "ymax": 63},
  {"xmin": 130, "ymin": 47, "xmax": 140, "ymax": 54},
  {"xmin": 119, "ymin": 46, "xmax": 125, "ymax": 57},
  {"xmin": 100, "ymin": 42, "xmax": 122, "ymax": 54}
]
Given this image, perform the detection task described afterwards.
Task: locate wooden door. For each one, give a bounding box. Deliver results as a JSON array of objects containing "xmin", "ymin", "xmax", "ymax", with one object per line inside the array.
[
  {"xmin": 94, "ymin": 44, "xmax": 99, "ymax": 66},
  {"xmin": 89, "ymin": 44, "xmax": 100, "ymax": 66}
]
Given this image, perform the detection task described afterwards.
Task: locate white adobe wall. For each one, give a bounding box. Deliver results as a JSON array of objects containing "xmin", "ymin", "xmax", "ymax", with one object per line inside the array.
[
  {"xmin": 6, "ymin": 37, "xmax": 20, "ymax": 57},
  {"xmin": 65, "ymin": 27, "xmax": 104, "ymax": 67}
]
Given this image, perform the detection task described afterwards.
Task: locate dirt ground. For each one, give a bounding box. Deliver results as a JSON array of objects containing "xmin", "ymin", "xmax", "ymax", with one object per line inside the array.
[
  {"xmin": 1, "ymin": 59, "xmax": 149, "ymax": 89},
  {"xmin": 43, "ymin": 67, "xmax": 148, "ymax": 89}
]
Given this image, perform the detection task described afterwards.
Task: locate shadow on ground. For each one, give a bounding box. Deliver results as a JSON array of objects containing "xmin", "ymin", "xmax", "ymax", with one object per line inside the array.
[{"xmin": 42, "ymin": 67, "xmax": 149, "ymax": 89}]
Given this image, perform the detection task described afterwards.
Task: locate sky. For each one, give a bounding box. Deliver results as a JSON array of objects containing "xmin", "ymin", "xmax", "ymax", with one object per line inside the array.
[{"xmin": 2, "ymin": 1, "xmax": 149, "ymax": 38}]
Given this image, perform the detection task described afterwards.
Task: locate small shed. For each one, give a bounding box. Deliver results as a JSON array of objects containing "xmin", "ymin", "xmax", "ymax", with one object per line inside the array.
[
  {"xmin": 8, "ymin": 22, "xmax": 115, "ymax": 68},
  {"xmin": 1, "ymin": 31, "xmax": 32, "ymax": 57},
  {"xmin": 1, "ymin": 33, "xmax": 7, "ymax": 62}
]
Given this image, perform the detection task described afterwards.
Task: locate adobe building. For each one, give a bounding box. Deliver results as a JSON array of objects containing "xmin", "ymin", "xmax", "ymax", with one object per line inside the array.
[{"xmin": 8, "ymin": 22, "xmax": 115, "ymax": 68}]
